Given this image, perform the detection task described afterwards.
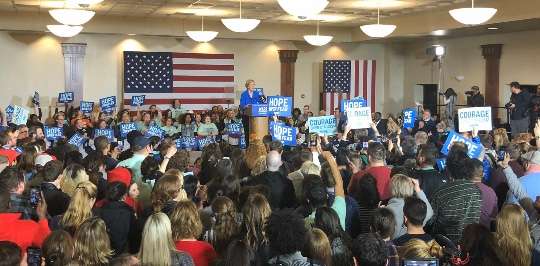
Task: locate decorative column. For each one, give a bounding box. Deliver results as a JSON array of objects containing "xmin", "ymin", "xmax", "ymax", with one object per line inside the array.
[
  {"xmin": 481, "ymin": 44, "xmax": 503, "ymax": 124},
  {"xmin": 278, "ymin": 50, "xmax": 299, "ymax": 97},
  {"xmin": 62, "ymin": 43, "xmax": 87, "ymax": 104}
]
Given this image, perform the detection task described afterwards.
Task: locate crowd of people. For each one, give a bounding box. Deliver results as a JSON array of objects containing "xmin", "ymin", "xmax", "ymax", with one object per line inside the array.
[{"xmin": 0, "ymin": 95, "xmax": 539, "ymax": 266}]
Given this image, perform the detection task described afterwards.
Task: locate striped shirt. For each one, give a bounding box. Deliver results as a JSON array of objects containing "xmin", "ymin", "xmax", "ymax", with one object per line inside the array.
[{"xmin": 429, "ymin": 179, "xmax": 481, "ymax": 244}]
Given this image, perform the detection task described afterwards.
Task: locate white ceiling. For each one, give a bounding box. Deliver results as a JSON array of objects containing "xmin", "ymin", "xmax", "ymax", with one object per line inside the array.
[{"xmin": 1, "ymin": 0, "xmax": 472, "ymax": 26}]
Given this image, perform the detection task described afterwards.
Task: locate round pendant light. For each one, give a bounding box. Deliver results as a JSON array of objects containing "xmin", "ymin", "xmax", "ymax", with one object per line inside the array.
[
  {"xmin": 49, "ymin": 9, "xmax": 95, "ymax": 25},
  {"xmin": 187, "ymin": 16, "xmax": 219, "ymax": 42},
  {"xmin": 66, "ymin": 0, "xmax": 104, "ymax": 5},
  {"xmin": 47, "ymin": 25, "xmax": 83, "ymax": 37},
  {"xmin": 221, "ymin": 0, "xmax": 260, "ymax": 32},
  {"xmin": 304, "ymin": 21, "xmax": 333, "ymax": 46},
  {"xmin": 277, "ymin": 0, "xmax": 329, "ymax": 19},
  {"xmin": 449, "ymin": 0, "xmax": 497, "ymax": 25},
  {"xmin": 360, "ymin": 6, "xmax": 396, "ymax": 38}
]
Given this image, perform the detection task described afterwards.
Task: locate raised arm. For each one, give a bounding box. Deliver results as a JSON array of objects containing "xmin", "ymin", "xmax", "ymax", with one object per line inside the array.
[{"xmin": 322, "ymin": 151, "xmax": 344, "ymax": 198}]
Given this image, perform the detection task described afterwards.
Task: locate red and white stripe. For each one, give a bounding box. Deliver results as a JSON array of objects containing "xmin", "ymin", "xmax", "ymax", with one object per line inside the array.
[
  {"xmin": 322, "ymin": 59, "xmax": 376, "ymax": 113},
  {"xmin": 123, "ymin": 53, "xmax": 235, "ymax": 111}
]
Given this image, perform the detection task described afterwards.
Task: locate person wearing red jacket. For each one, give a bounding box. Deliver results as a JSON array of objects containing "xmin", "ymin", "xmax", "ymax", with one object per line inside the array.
[{"xmin": 0, "ymin": 186, "xmax": 51, "ymax": 252}]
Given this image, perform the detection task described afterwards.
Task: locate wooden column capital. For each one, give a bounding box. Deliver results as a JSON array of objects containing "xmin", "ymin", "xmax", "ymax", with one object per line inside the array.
[
  {"xmin": 278, "ymin": 50, "xmax": 299, "ymax": 97},
  {"xmin": 278, "ymin": 50, "xmax": 299, "ymax": 64},
  {"xmin": 481, "ymin": 44, "xmax": 503, "ymax": 59}
]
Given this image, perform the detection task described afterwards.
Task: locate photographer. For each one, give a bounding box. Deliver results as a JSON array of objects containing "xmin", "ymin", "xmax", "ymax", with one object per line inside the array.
[
  {"xmin": 507, "ymin": 81, "xmax": 531, "ymax": 137},
  {"xmin": 466, "ymin": 86, "xmax": 485, "ymax": 107}
]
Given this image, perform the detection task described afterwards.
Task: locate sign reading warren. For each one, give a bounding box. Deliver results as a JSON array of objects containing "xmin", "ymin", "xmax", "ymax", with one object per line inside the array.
[
  {"xmin": 100, "ymin": 96, "xmax": 117, "ymax": 112},
  {"xmin": 441, "ymin": 130, "xmax": 483, "ymax": 159},
  {"xmin": 58, "ymin": 92, "xmax": 74, "ymax": 103},
  {"xmin": 267, "ymin": 96, "xmax": 292, "ymax": 117},
  {"xmin": 270, "ymin": 121, "xmax": 296, "ymax": 146},
  {"xmin": 403, "ymin": 108, "xmax": 417, "ymax": 129},
  {"xmin": 458, "ymin": 107, "xmax": 492, "ymax": 132},
  {"xmin": 341, "ymin": 97, "xmax": 367, "ymax": 113},
  {"xmin": 308, "ymin": 116, "xmax": 337, "ymax": 136},
  {"xmin": 347, "ymin": 107, "xmax": 371, "ymax": 129},
  {"xmin": 131, "ymin": 95, "xmax": 146, "ymax": 107},
  {"xmin": 251, "ymin": 104, "xmax": 268, "ymax": 117},
  {"xmin": 44, "ymin": 127, "xmax": 64, "ymax": 141}
]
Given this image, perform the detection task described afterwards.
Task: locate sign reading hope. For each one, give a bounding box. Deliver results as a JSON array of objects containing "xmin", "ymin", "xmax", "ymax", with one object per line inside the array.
[
  {"xmin": 94, "ymin": 128, "xmax": 114, "ymax": 141},
  {"xmin": 68, "ymin": 133, "xmax": 85, "ymax": 147},
  {"xmin": 270, "ymin": 121, "xmax": 296, "ymax": 146},
  {"xmin": 403, "ymin": 108, "xmax": 417, "ymax": 129},
  {"xmin": 341, "ymin": 97, "xmax": 367, "ymax": 113},
  {"xmin": 80, "ymin": 101, "xmax": 94, "ymax": 113},
  {"xmin": 58, "ymin": 92, "xmax": 74, "ymax": 103},
  {"xmin": 267, "ymin": 96, "xmax": 292, "ymax": 117},
  {"xmin": 131, "ymin": 95, "xmax": 146, "ymax": 106},
  {"xmin": 308, "ymin": 115, "xmax": 337, "ymax": 136},
  {"xmin": 458, "ymin": 107, "xmax": 492, "ymax": 132},
  {"xmin": 100, "ymin": 96, "xmax": 117, "ymax": 111},
  {"xmin": 226, "ymin": 123, "xmax": 242, "ymax": 136},
  {"xmin": 441, "ymin": 130, "xmax": 483, "ymax": 159},
  {"xmin": 119, "ymin": 122, "xmax": 136, "ymax": 138},
  {"xmin": 44, "ymin": 126, "xmax": 64, "ymax": 141},
  {"xmin": 347, "ymin": 107, "xmax": 371, "ymax": 129}
]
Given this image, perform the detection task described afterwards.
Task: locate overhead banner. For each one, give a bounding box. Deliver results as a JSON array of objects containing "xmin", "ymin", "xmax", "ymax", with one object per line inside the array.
[
  {"xmin": 341, "ymin": 97, "xmax": 367, "ymax": 113},
  {"xmin": 267, "ymin": 96, "xmax": 292, "ymax": 117},
  {"xmin": 403, "ymin": 108, "xmax": 417, "ymax": 129},
  {"xmin": 458, "ymin": 107, "xmax": 492, "ymax": 132},
  {"xmin": 307, "ymin": 115, "xmax": 337, "ymax": 136},
  {"xmin": 270, "ymin": 121, "xmax": 296, "ymax": 146},
  {"xmin": 441, "ymin": 130, "xmax": 483, "ymax": 159},
  {"xmin": 347, "ymin": 107, "xmax": 371, "ymax": 129},
  {"xmin": 58, "ymin": 92, "xmax": 74, "ymax": 103}
]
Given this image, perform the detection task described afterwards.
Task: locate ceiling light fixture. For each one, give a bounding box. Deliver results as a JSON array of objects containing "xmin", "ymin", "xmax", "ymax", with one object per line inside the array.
[
  {"xmin": 449, "ymin": 0, "xmax": 497, "ymax": 25},
  {"xmin": 49, "ymin": 8, "xmax": 95, "ymax": 25},
  {"xmin": 221, "ymin": 0, "xmax": 260, "ymax": 32},
  {"xmin": 431, "ymin": 29, "xmax": 446, "ymax": 36},
  {"xmin": 304, "ymin": 20, "xmax": 333, "ymax": 46},
  {"xmin": 186, "ymin": 16, "xmax": 218, "ymax": 42},
  {"xmin": 360, "ymin": 5, "xmax": 396, "ymax": 38},
  {"xmin": 66, "ymin": 0, "xmax": 104, "ymax": 6},
  {"xmin": 277, "ymin": 0, "xmax": 329, "ymax": 20},
  {"xmin": 47, "ymin": 25, "xmax": 83, "ymax": 37},
  {"xmin": 487, "ymin": 27, "xmax": 499, "ymax": 30}
]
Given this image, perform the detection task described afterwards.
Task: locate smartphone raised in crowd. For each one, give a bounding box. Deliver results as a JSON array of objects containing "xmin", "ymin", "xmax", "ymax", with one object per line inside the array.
[
  {"xmin": 27, "ymin": 247, "xmax": 41, "ymax": 266},
  {"xmin": 29, "ymin": 187, "xmax": 41, "ymax": 208}
]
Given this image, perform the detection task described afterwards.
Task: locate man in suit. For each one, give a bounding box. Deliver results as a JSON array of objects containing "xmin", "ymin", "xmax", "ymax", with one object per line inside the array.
[{"xmin": 372, "ymin": 112, "xmax": 388, "ymax": 136}]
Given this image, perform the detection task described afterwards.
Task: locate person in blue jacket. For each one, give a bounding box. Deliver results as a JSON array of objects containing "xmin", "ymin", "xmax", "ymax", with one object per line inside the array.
[{"xmin": 240, "ymin": 79, "xmax": 263, "ymax": 146}]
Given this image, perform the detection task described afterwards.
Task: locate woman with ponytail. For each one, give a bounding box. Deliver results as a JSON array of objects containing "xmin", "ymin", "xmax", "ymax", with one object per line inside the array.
[
  {"xmin": 202, "ymin": 196, "xmax": 239, "ymax": 255},
  {"xmin": 52, "ymin": 181, "xmax": 97, "ymax": 235},
  {"xmin": 399, "ymin": 239, "xmax": 444, "ymax": 261}
]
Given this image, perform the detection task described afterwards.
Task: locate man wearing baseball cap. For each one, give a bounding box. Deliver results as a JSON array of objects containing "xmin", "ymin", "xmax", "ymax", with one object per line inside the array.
[
  {"xmin": 506, "ymin": 150, "xmax": 540, "ymax": 203},
  {"xmin": 116, "ymin": 136, "xmax": 152, "ymax": 184},
  {"xmin": 507, "ymin": 81, "xmax": 531, "ymax": 137}
]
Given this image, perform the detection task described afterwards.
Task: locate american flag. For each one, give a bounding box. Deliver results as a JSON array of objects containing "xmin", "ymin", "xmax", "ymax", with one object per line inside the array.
[
  {"xmin": 123, "ymin": 52, "xmax": 235, "ymax": 111},
  {"xmin": 322, "ymin": 60, "xmax": 376, "ymax": 113}
]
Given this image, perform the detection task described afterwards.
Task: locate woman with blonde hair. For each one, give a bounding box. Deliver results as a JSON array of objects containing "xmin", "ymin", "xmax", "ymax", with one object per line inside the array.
[
  {"xmin": 245, "ymin": 139, "xmax": 267, "ymax": 170},
  {"xmin": 164, "ymin": 169, "xmax": 188, "ymax": 200},
  {"xmin": 399, "ymin": 239, "xmax": 443, "ymax": 260},
  {"xmin": 495, "ymin": 204, "xmax": 532, "ymax": 266},
  {"xmin": 139, "ymin": 212, "xmax": 194, "ymax": 266},
  {"xmin": 171, "ymin": 200, "xmax": 217, "ymax": 266},
  {"xmin": 60, "ymin": 164, "xmax": 89, "ymax": 197},
  {"xmin": 241, "ymin": 193, "xmax": 272, "ymax": 264},
  {"xmin": 72, "ymin": 217, "xmax": 113, "ymax": 265},
  {"xmin": 493, "ymin": 128, "xmax": 510, "ymax": 150},
  {"xmin": 203, "ymin": 196, "xmax": 239, "ymax": 255},
  {"xmin": 385, "ymin": 174, "xmax": 433, "ymax": 239},
  {"xmin": 250, "ymin": 155, "xmax": 267, "ymax": 176},
  {"xmin": 53, "ymin": 181, "xmax": 97, "ymax": 235},
  {"xmin": 306, "ymin": 228, "xmax": 332, "ymax": 266}
]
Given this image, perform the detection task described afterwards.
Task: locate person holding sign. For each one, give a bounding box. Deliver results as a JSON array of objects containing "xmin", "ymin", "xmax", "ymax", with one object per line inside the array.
[
  {"xmin": 161, "ymin": 117, "xmax": 181, "ymax": 138},
  {"xmin": 240, "ymin": 79, "xmax": 264, "ymax": 145},
  {"xmin": 196, "ymin": 114, "xmax": 219, "ymax": 137},
  {"xmin": 168, "ymin": 99, "xmax": 187, "ymax": 121}
]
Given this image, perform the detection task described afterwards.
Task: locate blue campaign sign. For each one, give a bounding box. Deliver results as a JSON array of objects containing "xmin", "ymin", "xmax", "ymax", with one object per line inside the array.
[
  {"xmin": 436, "ymin": 158, "xmax": 446, "ymax": 171},
  {"xmin": 341, "ymin": 97, "xmax": 367, "ymax": 113},
  {"xmin": 177, "ymin": 136, "xmax": 197, "ymax": 150},
  {"xmin": 197, "ymin": 136, "xmax": 215, "ymax": 150},
  {"xmin": 119, "ymin": 122, "xmax": 137, "ymax": 138},
  {"xmin": 307, "ymin": 115, "xmax": 337, "ymax": 136},
  {"xmin": 239, "ymin": 135, "xmax": 246, "ymax": 149},
  {"xmin": 94, "ymin": 128, "xmax": 114, "ymax": 141},
  {"xmin": 270, "ymin": 121, "xmax": 296, "ymax": 146},
  {"xmin": 226, "ymin": 123, "xmax": 242, "ymax": 136},
  {"xmin": 251, "ymin": 104, "xmax": 268, "ymax": 117},
  {"xmin": 403, "ymin": 108, "xmax": 417, "ymax": 129},
  {"xmin": 131, "ymin": 95, "xmax": 145, "ymax": 106},
  {"xmin": 33, "ymin": 92, "xmax": 40, "ymax": 105},
  {"xmin": 255, "ymin": 88, "xmax": 264, "ymax": 94},
  {"xmin": 441, "ymin": 131, "xmax": 483, "ymax": 159},
  {"xmin": 267, "ymin": 96, "xmax": 292, "ymax": 117},
  {"xmin": 44, "ymin": 126, "xmax": 64, "ymax": 141},
  {"xmin": 58, "ymin": 92, "xmax": 74, "ymax": 103},
  {"xmin": 5, "ymin": 106, "xmax": 13, "ymax": 121},
  {"xmin": 80, "ymin": 101, "xmax": 94, "ymax": 114},
  {"xmin": 100, "ymin": 96, "xmax": 117, "ymax": 112},
  {"xmin": 146, "ymin": 125, "xmax": 164, "ymax": 139},
  {"xmin": 11, "ymin": 106, "xmax": 30, "ymax": 125},
  {"xmin": 68, "ymin": 133, "xmax": 85, "ymax": 147}
]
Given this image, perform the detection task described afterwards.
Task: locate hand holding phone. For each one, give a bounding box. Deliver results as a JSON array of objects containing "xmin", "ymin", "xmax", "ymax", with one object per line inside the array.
[{"xmin": 29, "ymin": 187, "xmax": 41, "ymax": 208}]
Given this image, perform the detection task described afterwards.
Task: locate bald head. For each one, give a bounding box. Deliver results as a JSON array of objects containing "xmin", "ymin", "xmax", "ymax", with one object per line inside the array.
[{"xmin": 266, "ymin": 150, "xmax": 282, "ymax": 172}]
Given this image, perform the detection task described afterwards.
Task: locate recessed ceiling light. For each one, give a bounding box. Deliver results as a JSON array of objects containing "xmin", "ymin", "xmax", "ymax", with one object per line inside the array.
[
  {"xmin": 128, "ymin": 33, "xmax": 136, "ymax": 36},
  {"xmin": 431, "ymin": 29, "xmax": 446, "ymax": 36},
  {"xmin": 487, "ymin": 27, "xmax": 499, "ymax": 30}
]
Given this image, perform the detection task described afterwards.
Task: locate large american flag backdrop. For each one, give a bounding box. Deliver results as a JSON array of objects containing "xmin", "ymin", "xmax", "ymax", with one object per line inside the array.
[
  {"xmin": 123, "ymin": 52, "xmax": 235, "ymax": 111},
  {"xmin": 322, "ymin": 60, "xmax": 377, "ymax": 113}
]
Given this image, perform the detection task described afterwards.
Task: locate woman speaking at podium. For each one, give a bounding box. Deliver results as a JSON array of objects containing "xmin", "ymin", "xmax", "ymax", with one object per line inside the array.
[{"xmin": 240, "ymin": 79, "xmax": 264, "ymax": 145}]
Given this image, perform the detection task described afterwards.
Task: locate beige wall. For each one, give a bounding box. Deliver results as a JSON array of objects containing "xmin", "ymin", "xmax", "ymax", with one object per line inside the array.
[
  {"xmin": 402, "ymin": 29, "xmax": 540, "ymax": 121},
  {"xmin": 0, "ymin": 31, "xmax": 386, "ymax": 116}
]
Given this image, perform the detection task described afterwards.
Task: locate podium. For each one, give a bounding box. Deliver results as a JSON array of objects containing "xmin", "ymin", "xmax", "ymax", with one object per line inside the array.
[{"xmin": 246, "ymin": 105, "xmax": 269, "ymax": 142}]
